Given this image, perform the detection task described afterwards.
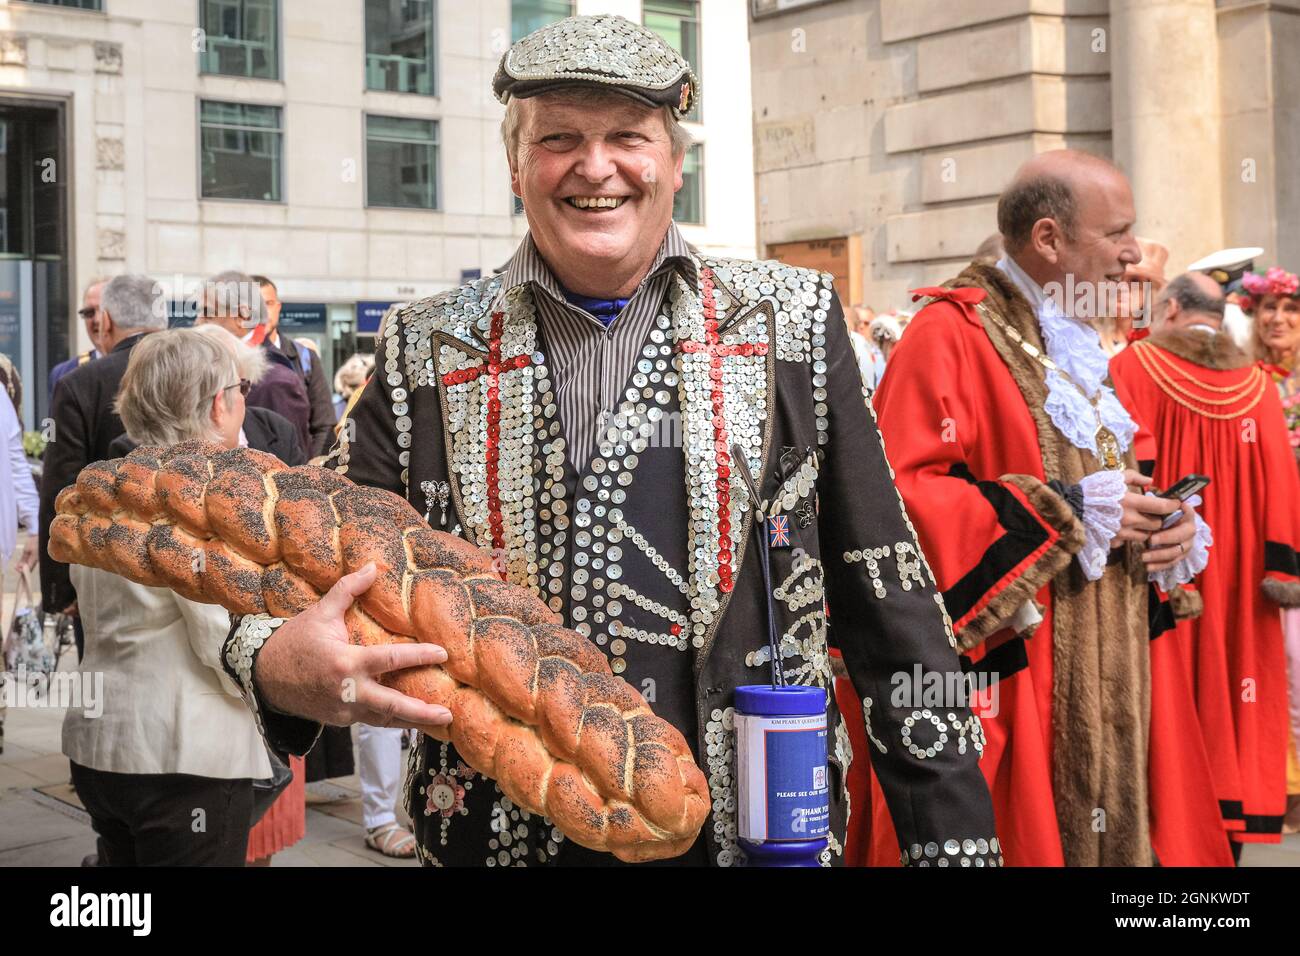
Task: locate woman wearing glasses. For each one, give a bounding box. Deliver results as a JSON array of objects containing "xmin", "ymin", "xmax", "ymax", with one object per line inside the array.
[{"xmin": 61, "ymin": 328, "xmax": 301, "ymax": 865}]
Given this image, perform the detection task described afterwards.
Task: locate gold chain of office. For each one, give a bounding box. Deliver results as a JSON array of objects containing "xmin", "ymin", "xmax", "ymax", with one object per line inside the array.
[{"xmin": 979, "ymin": 306, "xmax": 1122, "ymax": 469}]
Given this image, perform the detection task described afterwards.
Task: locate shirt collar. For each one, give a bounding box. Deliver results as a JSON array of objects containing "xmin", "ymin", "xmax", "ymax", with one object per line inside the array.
[
  {"xmin": 110, "ymin": 331, "xmax": 150, "ymax": 355},
  {"xmin": 494, "ymin": 223, "xmax": 697, "ymax": 311},
  {"xmin": 996, "ymin": 254, "xmax": 1050, "ymax": 314}
]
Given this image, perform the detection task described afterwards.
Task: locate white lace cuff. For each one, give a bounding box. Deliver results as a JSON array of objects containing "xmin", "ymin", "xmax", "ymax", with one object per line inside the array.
[
  {"xmin": 1076, "ymin": 469, "xmax": 1126, "ymax": 582},
  {"xmin": 1150, "ymin": 507, "xmax": 1213, "ymax": 591}
]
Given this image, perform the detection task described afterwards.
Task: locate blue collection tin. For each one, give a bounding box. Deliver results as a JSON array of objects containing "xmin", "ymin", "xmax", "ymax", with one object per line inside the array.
[{"xmin": 734, "ymin": 684, "xmax": 829, "ymax": 867}]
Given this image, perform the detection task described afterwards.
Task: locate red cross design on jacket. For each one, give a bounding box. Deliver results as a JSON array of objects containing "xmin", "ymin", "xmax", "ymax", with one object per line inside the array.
[
  {"xmin": 678, "ymin": 267, "xmax": 769, "ymax": 592},
  {"xmin": 441, "ymin": 311, "xmax": 533, "ymax": 555}
]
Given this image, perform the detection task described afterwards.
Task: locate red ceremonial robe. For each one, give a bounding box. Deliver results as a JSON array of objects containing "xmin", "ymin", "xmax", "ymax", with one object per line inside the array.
[
  {"xmin": 851, "ymin": 272, "xmax": 1231, "ymax": 866},
  {"xmin": 1111, "ymin": 330, "xmax": 1300, "ymax": 845}
]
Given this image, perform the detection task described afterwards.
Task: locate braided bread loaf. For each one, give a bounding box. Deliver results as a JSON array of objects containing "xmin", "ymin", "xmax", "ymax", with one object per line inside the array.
[{"xmin": 49, "ymin": 441, "xmax": 709, "ymax": 862}]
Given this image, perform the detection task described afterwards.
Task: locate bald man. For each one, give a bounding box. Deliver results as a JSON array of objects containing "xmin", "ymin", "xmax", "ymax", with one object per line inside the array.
[
  {"xmin": 865, "ymin": 150, "xmax": 1227, "ymax": 867},
  {"xmin": 1111, "ymin": 272, "xmax": 1300, "ymax": 857},
  {"xmin": 1148, "ymin": 272, "xmax": 1226, "ymax": 335}
]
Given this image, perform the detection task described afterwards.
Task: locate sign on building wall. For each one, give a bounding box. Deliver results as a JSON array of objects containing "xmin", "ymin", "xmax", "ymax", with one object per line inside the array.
[
  {"xmin": 357, "ymin": 300, "xmax": 398, "ymax": 335},
  {"xmin": 168, "ymin": 299, "xmax": 199, "ymax": 328},
  {"xmin": 279, "ymin": 303, "xmax": 327, "ymax": 331}
]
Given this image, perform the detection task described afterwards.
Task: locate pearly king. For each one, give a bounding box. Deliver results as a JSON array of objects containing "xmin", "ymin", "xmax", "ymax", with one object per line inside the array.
[{"xmin": 222, "ymin": 13, "xmax": 998, "ymax": 867}]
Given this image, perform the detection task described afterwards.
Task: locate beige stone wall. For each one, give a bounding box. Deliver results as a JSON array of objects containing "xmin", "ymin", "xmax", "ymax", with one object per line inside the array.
[
  {"xmin": 1110, "ymin": 0, "xmax": 1223, "ymax": 273},
  {"xmin": 750, "ymin": 0, "xmax": 1300, "ymax": 308},
  {"xmin": 0, "ymin": 3, "xmax": 140, "ymax": 295},
  {"xmin": 751, "ymin": 0, "xmax": 1112, "ymax": 311},
  {"xmin": 1218, "ymin": 0, "xmax": 1300, "ymax": 272}
]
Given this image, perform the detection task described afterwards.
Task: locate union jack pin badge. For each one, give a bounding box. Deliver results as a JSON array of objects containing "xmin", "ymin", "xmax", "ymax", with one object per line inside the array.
[{"xmin": 768, "ymin": 514, "xmax": 791, "ymax": 548}]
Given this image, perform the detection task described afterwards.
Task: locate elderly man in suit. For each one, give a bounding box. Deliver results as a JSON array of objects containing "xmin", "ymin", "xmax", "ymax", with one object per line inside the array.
[
  {"xmin": 39, "ymin": 274, "xmax": 167, "ymax": 659},
  {"xmin": 196, "ymin": 271, "xmax": 313, "ymax": 461}
]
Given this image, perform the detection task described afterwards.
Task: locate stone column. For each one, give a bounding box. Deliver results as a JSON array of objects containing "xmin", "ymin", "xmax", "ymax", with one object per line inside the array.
[
  {"xmin": 1110, "ymin": 0, "xmax": 1224, "ymax": 271},
  {"xmin": 1217, "ymin": 0, "xmax": 1300, "ymax": 272}
]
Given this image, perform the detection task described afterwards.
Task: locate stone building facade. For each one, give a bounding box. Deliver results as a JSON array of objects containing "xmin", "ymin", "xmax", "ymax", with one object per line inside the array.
[
  {"xmin": 0, "ymin": 0, "xmax": 754, "ymax": 424},
  {"xmin": 749, "ymin": 0, "xmax": 1299, "ymax": 312}
]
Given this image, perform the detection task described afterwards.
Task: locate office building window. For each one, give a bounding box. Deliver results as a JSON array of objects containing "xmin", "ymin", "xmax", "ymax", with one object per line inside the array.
[
  {"xmin": 366, "ymin": 0, "xmax": 437, "ymax": 96},
  {"xmin": 673, "ymin": 143, "xmax": 703, "ymax": 224},
  {"xmin": 200, "ymin": 0, "xmax": 279, "ymax": 80},
  {"xmin": 644, "ymin": 0, "xmax": 700, "ymax": 121},
  {"xmin": 366, "ymin": 115, "xmax": 438, "ymax": 209},
  {"xmin": 511, "ymin": 0, "xmax": 573, "ymax": 44},
  {"xmin": 16, "ymin": 0, "xmax": 103, "ymax": 9},
  {"xmin": 200, "ymin": 101, "xmax": 283, "ymax": 202},
  {"xmin": 513, "ymin": 194, "xmax": 525, "ymax": 216}
]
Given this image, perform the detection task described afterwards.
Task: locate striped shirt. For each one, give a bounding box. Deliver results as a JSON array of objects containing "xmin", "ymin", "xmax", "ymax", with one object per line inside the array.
[{"xmin": 492, "ymin": 225, "xmax": 697, "ymax": 470}]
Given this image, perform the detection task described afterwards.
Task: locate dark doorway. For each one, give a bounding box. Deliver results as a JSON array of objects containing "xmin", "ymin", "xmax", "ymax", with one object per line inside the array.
[{"xmin": 0, "ymin": 97, "xmax": 71, "ymax": 429}]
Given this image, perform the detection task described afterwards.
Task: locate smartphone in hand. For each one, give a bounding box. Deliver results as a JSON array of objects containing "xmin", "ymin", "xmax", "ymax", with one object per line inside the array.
[{"xmin": 1154, "ymin": 474, "xmax": 1211, "ymax": 530}]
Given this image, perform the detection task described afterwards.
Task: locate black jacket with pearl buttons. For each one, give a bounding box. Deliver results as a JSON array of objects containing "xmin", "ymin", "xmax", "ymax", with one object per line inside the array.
[{"xmin": 226, "ymin": 252, "xmax": 998, "ymax": 867}]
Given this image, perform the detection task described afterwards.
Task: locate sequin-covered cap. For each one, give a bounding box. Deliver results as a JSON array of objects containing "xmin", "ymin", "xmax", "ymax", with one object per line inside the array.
[{"xmin": 493, "ymin": 14, "xmax": 698, "ymax": 118}]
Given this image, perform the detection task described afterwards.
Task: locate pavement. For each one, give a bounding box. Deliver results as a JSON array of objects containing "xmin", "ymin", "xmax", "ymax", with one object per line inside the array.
[
  {"xmin": 0, "ymin": 697, "xmax": 417, "ymax": 867},
  {"xmin": 3, "ymin": 530, "xmax": 1297, "ymax": 868}
]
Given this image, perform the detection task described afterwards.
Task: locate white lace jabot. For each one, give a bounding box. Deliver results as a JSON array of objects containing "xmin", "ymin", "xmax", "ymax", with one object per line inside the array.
[{"xmin": 995, "ymin": 256, "xmax": 1137, "ymax": 459}]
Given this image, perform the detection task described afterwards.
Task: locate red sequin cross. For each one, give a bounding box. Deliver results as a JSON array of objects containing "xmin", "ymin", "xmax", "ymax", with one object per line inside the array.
[
  {"xmin": 440, "ymin": 311, "xmax": 533, "ymax": 555},
  {"xmin": 677, "ymin": 268, "xmax": 769, "ymax": 593}
]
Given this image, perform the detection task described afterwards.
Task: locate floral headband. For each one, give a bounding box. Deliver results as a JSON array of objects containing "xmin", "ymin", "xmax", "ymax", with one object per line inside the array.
[{"xmin": 1240, "ymin": 266, "xmax": 1300, "ymax": 312}]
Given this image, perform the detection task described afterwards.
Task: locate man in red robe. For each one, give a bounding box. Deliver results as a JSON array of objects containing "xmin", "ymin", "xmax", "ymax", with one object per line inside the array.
[
  {"xmin": 864, "ymin": 150, "xmax": 1228, "ymax": 866},
  {"xmin": 1110, "ymin": 272, "xmax": 1300, "ymax": 857}
]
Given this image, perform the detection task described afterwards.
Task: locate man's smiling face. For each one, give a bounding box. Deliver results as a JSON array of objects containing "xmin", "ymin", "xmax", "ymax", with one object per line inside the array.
[{"xmin": 511, "ymin": 92, "xmax": 685, "ymax": 296}]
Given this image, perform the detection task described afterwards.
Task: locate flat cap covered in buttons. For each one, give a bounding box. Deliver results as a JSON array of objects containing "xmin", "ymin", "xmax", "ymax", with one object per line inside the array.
[{"xmin": 493, "ymin": 13, "xmax": 699, "ymax": 118}]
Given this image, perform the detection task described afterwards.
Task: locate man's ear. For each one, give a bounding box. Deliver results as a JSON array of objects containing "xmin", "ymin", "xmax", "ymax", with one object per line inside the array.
[
  {"xmin": 1030, "ymin": 218, "xmax": 1062, "ymax": 265},
  {"xmin": 673, "ymin": 148, "xmax": 686, "ymax": 194},
  {"xmin": 1164, "ymin": 298, "xmax": 1181, "ymax": 325}
]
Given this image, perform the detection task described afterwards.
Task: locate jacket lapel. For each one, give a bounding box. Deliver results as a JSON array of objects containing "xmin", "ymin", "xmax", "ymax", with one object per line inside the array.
[
  {"xmin": 435, "ymin": 284, "xmax": 564, "ymax": 598},
  {"xmin": 674, "ymin": 259, "xmax": 777, "ymax": 671}
]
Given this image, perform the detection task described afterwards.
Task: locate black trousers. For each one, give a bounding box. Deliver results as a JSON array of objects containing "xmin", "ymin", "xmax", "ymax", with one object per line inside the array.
[{"xmin": 70, "ymin": 762, "xmax": 253, "ymax": 866}]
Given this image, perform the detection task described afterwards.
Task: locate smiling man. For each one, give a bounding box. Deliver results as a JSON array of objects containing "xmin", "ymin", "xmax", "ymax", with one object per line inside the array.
[{"xmin": 221, "ymin": 14, "xmax": 995, "ymax": 867}]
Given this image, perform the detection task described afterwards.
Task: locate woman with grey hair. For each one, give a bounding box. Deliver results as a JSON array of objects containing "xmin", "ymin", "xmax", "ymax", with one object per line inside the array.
[
  {"xmin": 185, "ymin": 324, "xmax": 303, "ymax": 468},
  {"xmin": 62, "ymin": 328, "xmax": 273, "ymax": 865}
]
